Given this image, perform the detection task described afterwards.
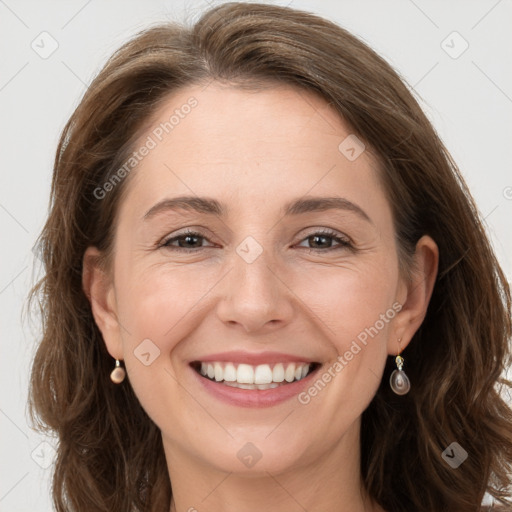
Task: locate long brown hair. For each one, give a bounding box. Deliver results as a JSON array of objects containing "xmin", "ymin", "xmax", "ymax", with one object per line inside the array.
[{"xmin": 27, "ymin": 2, "xmax": 512, "ymax": 510}]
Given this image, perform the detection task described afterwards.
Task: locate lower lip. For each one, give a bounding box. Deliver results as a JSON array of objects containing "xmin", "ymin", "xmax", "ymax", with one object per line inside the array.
[{"xmin": 191, "ymin": 365, "xmax": 320, "ymax": 408}]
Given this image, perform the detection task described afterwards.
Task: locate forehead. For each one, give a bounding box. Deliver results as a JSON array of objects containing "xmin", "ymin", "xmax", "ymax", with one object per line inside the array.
[
  {"xmin": 147, "ymin": 82, "xmax": 344, "ymax": 154},
  {"xmin": 118, "ymin": 82, "xmax": 387, "ymax": 221}
]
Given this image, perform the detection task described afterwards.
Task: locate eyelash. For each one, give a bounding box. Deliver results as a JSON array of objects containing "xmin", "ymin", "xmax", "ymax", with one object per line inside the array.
[{"xmin": 159, "ymin": 228, "xmax": 354, "ymax": 254}]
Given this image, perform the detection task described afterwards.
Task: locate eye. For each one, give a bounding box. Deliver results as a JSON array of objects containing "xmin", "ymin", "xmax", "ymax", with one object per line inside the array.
[
  {"xmin": 296, "ymin": 229, "xmax": 353, "ymax": 252},
  {"xmin": 158, "ymin": 228, "xmax": 354, "ymax": 254},
  {"xmin": 160, "ymin": 230, "xmax": 214, "ymax": 253}
]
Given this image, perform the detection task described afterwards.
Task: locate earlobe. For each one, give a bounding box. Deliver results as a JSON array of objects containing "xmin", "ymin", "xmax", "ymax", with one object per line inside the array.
[
  {"xmin": 388, "ymin": 235, "xmax": 439, "ymax": 354},
  {"xmin": 82, "ymin": 247, "xmax": 123, "ymax": 360}
]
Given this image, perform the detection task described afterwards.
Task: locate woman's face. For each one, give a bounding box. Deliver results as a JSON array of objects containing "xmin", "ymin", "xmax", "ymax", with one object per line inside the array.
[{"xmin": 88, "ymin": 82, "xmax": 432, "ymax": 477}]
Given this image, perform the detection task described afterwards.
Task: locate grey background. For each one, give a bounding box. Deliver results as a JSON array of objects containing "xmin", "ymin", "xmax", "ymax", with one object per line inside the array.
[{"xmin": 1, "ymin": 0, "xmax": 511, "ymax": 510}]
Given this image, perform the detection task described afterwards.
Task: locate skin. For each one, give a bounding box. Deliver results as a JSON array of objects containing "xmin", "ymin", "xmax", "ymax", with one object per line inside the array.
[{"xmin": 83, "ymin": 82, "xmax": 438, "ymax": 512}]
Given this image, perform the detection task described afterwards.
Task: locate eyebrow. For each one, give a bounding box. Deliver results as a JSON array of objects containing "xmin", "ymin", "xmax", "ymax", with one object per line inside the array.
[
  {"xmin": 143, "ymin": 195, "xmax": 372, "ymax": 223},
  {"xmin": 143, "ymin": 196, "xmax": 224, "ymax": 219},
  {"xmin": 283, "ymin": 196, "xmax": 372, "ymax": 223}
]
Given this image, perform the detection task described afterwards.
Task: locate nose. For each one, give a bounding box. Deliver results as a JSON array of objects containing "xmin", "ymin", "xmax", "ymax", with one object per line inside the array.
[{"xmin": 215, "ymin": 244, "xmax": 295, "ymax": 334}]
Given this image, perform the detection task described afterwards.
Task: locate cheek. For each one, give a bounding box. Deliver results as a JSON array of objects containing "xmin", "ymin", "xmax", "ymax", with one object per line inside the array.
[
  {"xmin": 111, "ymin": 263, "xmax": 216, "ymax": 427},
  {"xmin": 292, "ymin": 259, "xmax": 398, "ymax": 413},
  {"xmin": 114, "ymin": 253, "xmax": 217, "ymax": 341},
  {"xmin": 297, "ymin": 258, "xmax": 398, "ymax": 348}
]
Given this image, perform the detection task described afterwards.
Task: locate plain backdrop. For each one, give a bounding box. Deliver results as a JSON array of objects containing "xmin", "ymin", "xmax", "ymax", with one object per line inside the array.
[{"xmin": 1, "ymin": 0, "xmax": 511, "ymax": 510}]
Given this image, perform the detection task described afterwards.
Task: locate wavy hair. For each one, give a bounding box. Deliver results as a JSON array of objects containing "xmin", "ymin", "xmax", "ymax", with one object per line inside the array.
[{"xmin": 27, "ymin": 2, "xmax": 512, "ymax": 511}]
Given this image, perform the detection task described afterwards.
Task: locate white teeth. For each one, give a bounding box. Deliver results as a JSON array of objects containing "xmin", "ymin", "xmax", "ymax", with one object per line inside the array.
[
  {"xmin": 224, "ymin": 381, "xmax": 280, "ymax": 390},
  {"xmin": 214, "ymin": 362, "xmax": 223, "ymax": 382},
  {"xmin": 223, "ymin": 363, "xmax": 237, "ymax": 382},
  {"xmin": 254, "ymin": 364, "xmax": 273, "ymax": 385},
  {"xmin": 198, "ymin": 361, "xmax": 313, "ymax": 386},
  {"xmin": 272, "ymin": 363, "xmax": 285, "ymax": 383},
  {"xmin": 257, "ymin": 383, "xmax": 279, "ymax": 390},
  {"xmin": 230, "ymin": 382, "xmax": 254, "ymax": 389},
  {"xmin": 237, "ymin": 364, "xmax": 254, "ymax": 384},
  {"xmin": 284, "ymin": 364, "xmax": 296, "ymax": 382}
]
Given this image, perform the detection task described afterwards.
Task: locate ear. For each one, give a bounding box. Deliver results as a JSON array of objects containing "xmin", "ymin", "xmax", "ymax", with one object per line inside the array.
[
  {"xmin": 388, "ymin": 235, "xmax": 439, "ymax": 355},
  {"xmin": 82, "ymin": 246, "xmax": 123, "ymax": 360}
]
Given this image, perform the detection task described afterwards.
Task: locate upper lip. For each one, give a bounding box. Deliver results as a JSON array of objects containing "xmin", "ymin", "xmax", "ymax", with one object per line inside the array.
[{"xmin": 190, "ymin": 351, "xmax": 318, "ymax": 365}]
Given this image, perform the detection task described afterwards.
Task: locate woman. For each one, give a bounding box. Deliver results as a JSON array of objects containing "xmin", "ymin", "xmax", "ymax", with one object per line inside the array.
[{"xmin": 28, "ymin": 2, "xmax": 512, "ymax": 511}]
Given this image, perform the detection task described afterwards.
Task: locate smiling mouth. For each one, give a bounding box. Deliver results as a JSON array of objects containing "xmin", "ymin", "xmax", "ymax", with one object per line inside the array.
[{"xmin": 190, "ymin": 361, "xmax": 320, "ymax": 390}]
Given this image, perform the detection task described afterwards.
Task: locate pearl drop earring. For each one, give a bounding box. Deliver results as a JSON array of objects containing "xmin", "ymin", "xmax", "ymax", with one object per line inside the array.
[
  {"xmin": 110, "ymin": 359, "xmax": 126, "ymax": 384},
  {"xmin": 389, "ymin": 339, "xmax": 410, "ymax": 395}
]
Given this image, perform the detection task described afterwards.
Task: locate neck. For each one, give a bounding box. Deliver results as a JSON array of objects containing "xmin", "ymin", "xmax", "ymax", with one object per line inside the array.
[{"xmin": 164, "ymin": 418, "xmax": 385, "ymax": 512}]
